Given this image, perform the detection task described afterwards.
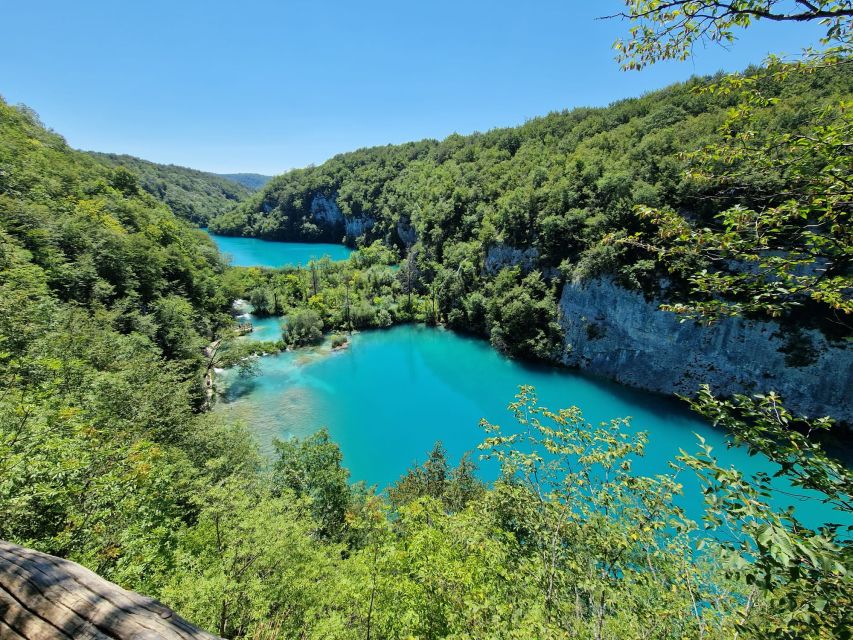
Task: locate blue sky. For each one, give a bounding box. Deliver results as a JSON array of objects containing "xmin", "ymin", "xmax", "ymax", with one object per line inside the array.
[{"xmin": 0, "ymin": 1, "xmax": 824, "ymax": 175}]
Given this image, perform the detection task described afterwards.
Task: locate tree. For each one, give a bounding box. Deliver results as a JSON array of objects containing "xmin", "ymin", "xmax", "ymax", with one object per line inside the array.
[
  {"xmin": 612, "ymin": 6, "xmax": 853, "ymax": 639},
  {"xmin": 272, "ymin": 429, "xmax": 352, "ymax": 541},
  {"xmin": 611, "ymin": 1, "xmax": 852, "ymax": 70},
  {"xmin": 680, "ymin": 388, "xmax": 852, "ymax": 639},
  {"xmin": 612, "ymin": 1, "xmax": 852, "ymax": 324},
  {"xmin": 163, "ymin": 477, "xmax": 339, "ymax": 639},
  {"xmin": 282, "ymin": 308, "xmax": 323, "ymax": 347},
  {"xmin": 478, "ymin": 386, "xmax": 738, "ymax": 637}
]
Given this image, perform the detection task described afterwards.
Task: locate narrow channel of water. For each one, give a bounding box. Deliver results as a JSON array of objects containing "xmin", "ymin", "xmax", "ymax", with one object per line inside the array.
[{"xmin": 204, "ymin": 229, "xmax": 353, "ymax": 267}]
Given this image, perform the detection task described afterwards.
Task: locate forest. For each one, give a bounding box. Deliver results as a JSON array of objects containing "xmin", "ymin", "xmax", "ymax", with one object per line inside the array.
[
  {"xmin": 218, "ymin": 173, "xmax": 274, "ymax": 191},
  {"xmin": 0, "ymin": 1, "xmax": 851, "ymax": 639},
  {"xmin": 213, "ymin": 63, "xmax": 852, "ymax": 361},
  {"xmin": 91, "ymin": 151, "xmax": 255, "ymax": 225}
]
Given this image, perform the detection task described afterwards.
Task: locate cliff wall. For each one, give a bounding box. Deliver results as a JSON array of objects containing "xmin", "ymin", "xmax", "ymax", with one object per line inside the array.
[{"xmin": 558, "ymin": 278, "xmax": 852, "ymax": 422}]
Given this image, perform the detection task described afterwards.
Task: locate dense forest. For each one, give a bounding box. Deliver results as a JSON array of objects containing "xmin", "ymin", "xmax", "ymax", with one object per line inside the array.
[
  {"xmin": 1, "ymin": 0, "xmax": 851, "ymax": 637},
  {"xmin": 91, "ymin": 151, "xmax": 254, "ymax": 225},
  {"xmin": 218, "ymin": 172, "xmax": 273, "ymax": 191},
  {"xmin": 212, "ymin": 65, "xmax": 852, "ymax": 360}
]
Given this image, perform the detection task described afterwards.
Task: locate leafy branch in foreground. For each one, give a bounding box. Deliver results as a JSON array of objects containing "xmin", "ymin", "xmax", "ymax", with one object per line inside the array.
[
  {"xmin": 625, "ymin": 61, "xmax": 852, "ymax": 323},
  {"xmin": 611, "ymin": 1, "xmax": 852, "ymax": 70},
  {"xmin": 610, "ymin": 2, "xmax": 852, "ymax": 325},
  {"xmin": 478, "ymin": 386, "xmax": 740, "ymax": 638},
  {"xmin": 681, "ymin": 387, "xmax": 852, "ymax": 639}
]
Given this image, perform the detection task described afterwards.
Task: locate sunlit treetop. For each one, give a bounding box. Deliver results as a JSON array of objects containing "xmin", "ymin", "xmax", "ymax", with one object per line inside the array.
[{"xmin": 612, "ymin": 0, "xmax": 853, "ymax": 69}]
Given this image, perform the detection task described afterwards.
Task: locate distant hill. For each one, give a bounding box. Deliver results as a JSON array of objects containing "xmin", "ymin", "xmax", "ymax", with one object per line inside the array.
[
  {"xmin": 89, "ymin": 152, "xmax": 253, "ymax": 225},
  {"xmin": 216, "ymin": 172, "xmax": 273, "ymax": 191}
]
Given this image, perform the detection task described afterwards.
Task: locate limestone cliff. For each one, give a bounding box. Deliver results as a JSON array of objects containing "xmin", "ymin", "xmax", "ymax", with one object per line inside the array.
[
  {"xmin": 557, "ymin": 278, "xmax": 852, "ymax": 423},
  {"xmin": 308, "ymin": 193, "xmax": 374, "ymax": 242},
  {"xmin": 484, "ymin": 244, "xmax": 540, "ymax": 275}
]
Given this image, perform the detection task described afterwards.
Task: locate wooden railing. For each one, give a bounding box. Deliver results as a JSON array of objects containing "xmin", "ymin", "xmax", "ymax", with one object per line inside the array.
[{"xmin": 0, "ymin": 540, "xmax": 220, "ymax": 639}]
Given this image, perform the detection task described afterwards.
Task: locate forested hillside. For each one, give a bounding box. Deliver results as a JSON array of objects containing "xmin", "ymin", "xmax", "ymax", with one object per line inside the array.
[
  {"xmin": 0, "ymin": 97, "xmax": 244, "ymax": 587},
  {"xmin": 90, "ymin": 151, "xmax": 252, "ymax": 224},
  {"xmin": 217, "ymin": 172, "xmax": 273, "ymax": 191},
  {"xmin": 211, "ymin": 66, "xmax": 852, "ymax": 361}
]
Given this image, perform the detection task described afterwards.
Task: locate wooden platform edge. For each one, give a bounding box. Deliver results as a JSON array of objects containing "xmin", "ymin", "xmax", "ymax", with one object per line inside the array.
[{"xmin": 0, "ymin": 540, "xmax": 221, "ymax": 640}]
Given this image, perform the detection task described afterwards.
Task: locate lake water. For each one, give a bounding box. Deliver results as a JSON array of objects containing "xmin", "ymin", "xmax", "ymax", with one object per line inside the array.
[
  {"xmin": 205, "ymin": 230, "xmax": 353, "ymax": 267},
  {"xmin": 215, "ymin": 321, "xmax": 846, "ymax": 529},
  {"xmin": 233, "ymin": 301, "xmax": 283, "ymax": 343}
]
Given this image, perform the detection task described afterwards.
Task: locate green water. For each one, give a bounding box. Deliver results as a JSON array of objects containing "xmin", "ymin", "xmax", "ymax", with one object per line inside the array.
[
  {"xmin": 215, "ymin": 322, "xmax": 846, "ymax": 529},
  {"xmin": 205, "ymin": 230, "xmax": 353, "ymax": 267}
]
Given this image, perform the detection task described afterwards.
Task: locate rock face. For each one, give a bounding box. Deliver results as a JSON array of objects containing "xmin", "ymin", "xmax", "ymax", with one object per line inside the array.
[
  {"xmin": 395, "ymin": 216, "xmax": 417, "ymax": 246},
  {"xmin": 485, "ymin": 244, "xmax": 540, "ymax": 275},
  {"xmin": 308, "ymin": 193, "xmax": 374, "ymax": 241},
  {"xmin": 0, "ymin": 539, "xmax": 220, "ymax": 639},
  {"xmin": 558, "ymin": 278, "xmax": 853, "ymax": 423},
  {"xmin": 309, "ymin": 193, "xmax": 344, "ymax": 227}
]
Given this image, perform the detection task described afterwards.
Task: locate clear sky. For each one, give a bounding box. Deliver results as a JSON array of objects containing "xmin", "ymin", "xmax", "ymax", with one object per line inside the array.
[{"xmin": 0, "ymin": 0, "xmax": 824, "ymax": 175}]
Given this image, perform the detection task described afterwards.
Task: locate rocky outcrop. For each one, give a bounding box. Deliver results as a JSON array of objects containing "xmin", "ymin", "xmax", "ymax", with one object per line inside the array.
[
  {"xmin": 344, "ymin": 216, "xmax": 374, "ymax": 238},
  {"xmin": 395, "ymin": 217, "xmax": 417, "ymax": 247},
  {"xmin": 308, "ymin": 193, "xmax": 374, "ymax": 241},
  {"xmin": 558, "ymin": 278, "xmax": 853, "ymax": 422},
  {"xmin": 309, "ymin": 193, "xmax": 344, "ymax": 227},
  {"xmin": 485, "ymin": 244, "xmax": 540, "ymax": 275},
  {"xmin": 0, "ymin": 539, "xmax": 219, "ymax": 639}
]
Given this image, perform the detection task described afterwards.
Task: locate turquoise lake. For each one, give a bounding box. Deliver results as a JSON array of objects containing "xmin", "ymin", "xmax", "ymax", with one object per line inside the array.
[
  {"xmin": 215, "ymin": 318, "xmax": 846, "ymax": 530},
  {"xmin": 205, "ymin": 230, "xmax": 353, "ymax": 267}
]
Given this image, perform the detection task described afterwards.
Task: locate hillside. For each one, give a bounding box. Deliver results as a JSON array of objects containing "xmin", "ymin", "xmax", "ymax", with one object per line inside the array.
[
  {"xmin": 0, "ymin": 97, "xmax": 245, "ymax": 589},
  {"xmin": 217, "ymin": 172, "xmax": 273, "ymax": 190},
  {"xmin": 210, "ymin": 66, "xmax": 852, "ymax": 353},
  {"xmin": 213, "ymin": 70, "xmax": 845, "ymax": 253},
  {"xmin": 1, "ymin": 74, "xmax": 851, "ymax": 639},
  {"xmin": 90, "ymin": 151, "xmax": 253, "ymax": 224}
]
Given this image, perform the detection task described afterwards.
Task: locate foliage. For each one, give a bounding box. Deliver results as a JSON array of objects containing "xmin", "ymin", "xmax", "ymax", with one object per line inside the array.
[
  {"xmin": 91, "ymin": 152, "xmax": 253, "ymax": 225},
  {"xmin": 283, "ymin": 308, "xmax": 324, "ymax": 347},
  {"xmin": 477, "ymin": 386, "xmax": 741, "ymax": 638},
  {"xmin": 0, "ymin": 96, "xmax": 246, "ymax": 590},
  {"xmin": 611, "ymin": 1, "xmax": 852, "ymax": 70},
  {"xmin": 486, "ymin": 268, "xmax": 564, "ymax": 359},
  {"xmin": 272, "ymin": 429, "xmax": 353, "ymax": 541},
  {"xmin": 612, "ymin": 6, "xmax": 853, "ymax": 639},
  {"xmin": 680, "ymin": 387, "xmax": 852, "ymax": 639},
  {"xmin": 388, "ymin": 442, "xmax": 485, "ymax": 513},
  {"xmin": 623, "ymin": 62, "xmax": 852, "ymax": 324},
  {"xmin": 163, "ymin": 476, "xmax": 340, "ymax": 639},
  {"xmin": 161, "ymin": 389, "xmax": 766, "ymax": 640},
  {"xmin": 210, "ymin": 63, "xmax": 852, "ymax": 344}
]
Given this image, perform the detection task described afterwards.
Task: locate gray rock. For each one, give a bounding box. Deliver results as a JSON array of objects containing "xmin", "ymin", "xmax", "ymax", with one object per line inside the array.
[
  {"xmin": 557, "ymin": 278, "xmax": 852, "ymax": 422},
  {"xmin": 309, "ymin": 192, "xmax": 374, "ymax": 239},
  {"xmin": 485, "ymin": 244, "xmax": 540, "ymax": 275},
  {"xmin": 310, "ymin": 193, "xmax": 344, "ymax": 225},
  {"xmin": 396, "ymin": 217, "xmax": 417, "ymax": 246},
  {"xmin": 345, "ymin": 215, "xmax": 374, "ymax": 238}
]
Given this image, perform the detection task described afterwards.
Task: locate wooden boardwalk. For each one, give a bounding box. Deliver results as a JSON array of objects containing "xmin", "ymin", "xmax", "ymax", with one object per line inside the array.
[{"xmin": 0, "ymin": 540, "xmax": 219, "ymax": 639}]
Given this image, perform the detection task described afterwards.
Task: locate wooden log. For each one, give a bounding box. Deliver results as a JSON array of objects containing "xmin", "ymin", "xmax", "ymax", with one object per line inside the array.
[{"xmin": 0, "ymin": 540, "xmax": 221, "ymax": 640}]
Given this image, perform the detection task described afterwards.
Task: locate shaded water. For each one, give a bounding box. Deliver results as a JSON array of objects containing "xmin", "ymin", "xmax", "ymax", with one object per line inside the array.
[
  {"xmin": 215, "ymin": 321, "xmax": 846, "ymax": 529},
  {"xmin": 205, "ymin": 230, "xmax": 353, "ymax": 267}
]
